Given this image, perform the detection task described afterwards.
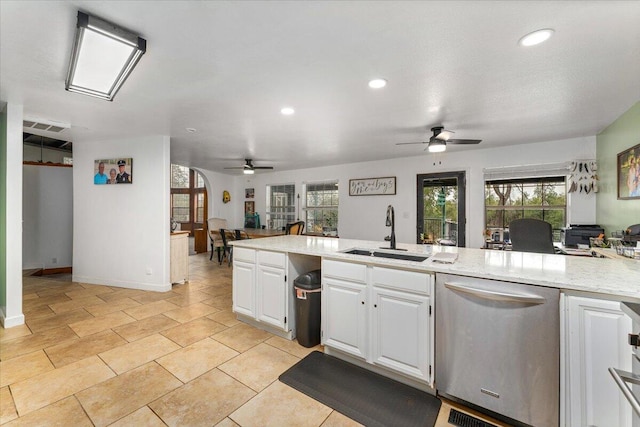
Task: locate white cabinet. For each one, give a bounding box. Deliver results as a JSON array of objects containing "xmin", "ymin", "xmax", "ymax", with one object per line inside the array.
[
  {"xmin": 232, "ymin": 248, "xmax": 290, "ymax": 335},
  {"xmin": 321, "ymin": 259, "xmax": 433, "ymax": 386},
  {"xmin": 323, "ymin": 277, "xmax": 367, "ymax": 358},
  {"xmin": 256, "ymin": 265, "xmax": 286, "ymax": 328},
  {"xmin": 232, "ymin": 261, "xmax": 255, "ymax": 317},
  {"xmin": 371, "ymin": 286, "xmax": 430, "ymax": 382},
  {"xmin": 170, "ymin": 232, "xmax": 189, "ymax": 284},
  {"xmin": 565, "ymin": 295, "xmax": 632, "ymax": 427}
]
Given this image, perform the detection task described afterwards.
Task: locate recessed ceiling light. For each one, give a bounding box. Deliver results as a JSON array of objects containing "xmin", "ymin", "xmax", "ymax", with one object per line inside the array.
[
  {"xmin": 368, "ymin": 78, "xmax": 387, "ymax": 89},
  {"xmin": 518, "ymin": 29, "xmax": 554, "ymax": 47},
  {"xmin": 281, "ymin": 107, "xmax": 295, "ymax": 115},
  {"xmin": 186, "ymin": 127, "xmax": 196, "ymax": 133}
]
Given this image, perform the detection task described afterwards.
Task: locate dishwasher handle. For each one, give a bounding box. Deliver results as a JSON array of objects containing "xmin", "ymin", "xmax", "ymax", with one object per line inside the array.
[
  {"xmin": 609, "ymin": 367, "xmax": 640, "ymax": 417},
  {"xmin": 444, "ymin": 282, "xmax": 547, "ymax": 304}
]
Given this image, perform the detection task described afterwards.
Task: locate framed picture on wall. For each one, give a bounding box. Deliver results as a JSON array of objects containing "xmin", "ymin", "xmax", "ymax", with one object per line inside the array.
[
  {"xmin": 244, "ymin": 201, "xmax": 255, "ymax": 214},
  {"xmin": 245, "ymin": 188, "xmax": 255, "ymax": 198},
  {"xmin": 94, "ymin": 158, "xmax": 133, "ymax": 185},
  {"xmin": 617, "ymin": 143, "xmax": 640, "ymax": 199}
]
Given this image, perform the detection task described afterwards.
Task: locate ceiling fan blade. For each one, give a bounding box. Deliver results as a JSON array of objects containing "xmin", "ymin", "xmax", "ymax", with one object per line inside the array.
[
  {"xmin": 224, "ymin": 166, "xmax": 245, "ymax": 170},
  {"xmin": 447, "ymin": 138, "xmax": 482, "ymax": 145},
  {"xmin": 396, "ymin": 141, "xmax": 428, "ymax": 145},
  {"xmin": 435, "ymin": 130, "xmax": 455, "ymax": 141},
  {"xmin": 253, "ymin": 166, "xmax": 274, "ymax": 170}
]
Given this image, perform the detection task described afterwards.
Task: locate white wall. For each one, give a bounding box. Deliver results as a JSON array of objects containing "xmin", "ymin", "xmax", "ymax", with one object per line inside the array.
[
  {"xmin": 73, "ymin": 135, "xmax": 171, "ymax": 291},
  {"xmin": 1, "ymin": 102, "xmax": 25, "ymax": 328},
  {"xmin": 23, "ymin": 165, "xmax": 73, "ymax": 270},
  {"xmin": 193, "ymin": 168, "xmax": 239, "ymax": 226},
  {"xmin": 227, "ymin": 136, "xmax": 596, "ymax": 249}
]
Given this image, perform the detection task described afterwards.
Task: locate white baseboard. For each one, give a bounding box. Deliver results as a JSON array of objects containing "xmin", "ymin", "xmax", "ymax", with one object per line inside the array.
[{"xmin": 71, "ymin": 275, "xmax": 172, "ymax": 292}]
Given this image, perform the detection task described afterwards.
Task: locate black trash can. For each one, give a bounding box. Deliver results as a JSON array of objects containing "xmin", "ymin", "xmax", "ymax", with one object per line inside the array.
[{"xmin": 293, "ymin": 269, "xmax": 322, "ymax": 348}]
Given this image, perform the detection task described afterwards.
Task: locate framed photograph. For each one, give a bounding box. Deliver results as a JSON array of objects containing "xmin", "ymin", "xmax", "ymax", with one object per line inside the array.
[
  {"xmin": 245, "ymin": 188, "xmax": 255, "ymax": 199},
  {"xmin": 349, "ymin": 176, "xmax": 396, "ymax": 196},
  {"xmin": 94, "ymin": 158, "xmax": 132, "ymax": 185},
  {"xmin": 617, "ymin": 143, "xmax": 640, "ymax": 199},
  {"xmin": 244, "ymin": 201, "xmax": 255, "ymax": 214}
]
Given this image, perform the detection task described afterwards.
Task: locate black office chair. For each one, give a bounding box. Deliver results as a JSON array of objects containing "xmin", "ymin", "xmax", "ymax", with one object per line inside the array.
[
  {"xmin": 285, "ymin": 221, "xmax": 305, "ymax": 235},
  {"xmin": 509, "ymin": 219, "xmax": 556, "ymax": 254},
  {"xmin": 218, "ymin": 229, "xmax": 234, "ymax": 266}
]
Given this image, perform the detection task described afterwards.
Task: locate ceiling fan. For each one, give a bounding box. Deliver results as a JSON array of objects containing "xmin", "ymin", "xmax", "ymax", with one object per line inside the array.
[
  {"xmin": 396, "ymin": 126, "xmax": 482, "ymax": 153},
  {"xmin": 224, "ymin": 159, "xmax": 274, "ymax": 174}
]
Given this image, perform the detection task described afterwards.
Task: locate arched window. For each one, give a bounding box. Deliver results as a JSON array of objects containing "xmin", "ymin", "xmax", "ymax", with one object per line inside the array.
[{"xmin": 170, "ymin": 164, "xmax": 207, "ymax": 234}]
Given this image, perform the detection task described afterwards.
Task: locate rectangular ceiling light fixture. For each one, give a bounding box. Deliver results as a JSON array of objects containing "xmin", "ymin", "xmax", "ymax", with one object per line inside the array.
[{"xmin": 65, "ymin": 11, "xmax": 146, "ymax": 101}]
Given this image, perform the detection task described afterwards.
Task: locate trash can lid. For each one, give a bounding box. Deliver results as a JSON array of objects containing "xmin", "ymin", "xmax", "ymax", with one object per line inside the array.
[{"xmin": 293, "ymin": 269, "xmax": 321, "ymax": 290}]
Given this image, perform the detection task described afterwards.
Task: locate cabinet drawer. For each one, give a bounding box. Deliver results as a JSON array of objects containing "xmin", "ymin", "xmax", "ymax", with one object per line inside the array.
[
  {"xmin": 258, "ymin": 250, "xmax": 286, "ymax": 268},
  {"xmin": 372, "ymin": 267, "xmax": 431, "ymax": 294},
  {"xmin": 323, "ymin": 260, "xmax": 367, "ymax": 283},
  {"xmin": 234, "ymin": 247, "xmax": 256, "ymax": 263}
]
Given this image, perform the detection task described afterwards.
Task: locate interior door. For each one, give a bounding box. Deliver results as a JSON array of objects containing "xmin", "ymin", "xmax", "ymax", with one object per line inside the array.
[{"xmin": 416, "ymin": 171, "xmax": 466, "ymax": 247}]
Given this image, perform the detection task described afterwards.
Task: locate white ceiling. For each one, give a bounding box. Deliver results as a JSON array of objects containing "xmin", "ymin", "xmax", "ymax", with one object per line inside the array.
[{"xmin": 2, "ymin": 1, "xmax": 639, "ymax": 174}]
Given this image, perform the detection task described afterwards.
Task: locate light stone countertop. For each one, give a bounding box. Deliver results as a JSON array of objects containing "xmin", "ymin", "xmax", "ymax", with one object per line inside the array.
[{"xmin": 231, "ymin": 235, "xmax": 640, "ymax": 302}]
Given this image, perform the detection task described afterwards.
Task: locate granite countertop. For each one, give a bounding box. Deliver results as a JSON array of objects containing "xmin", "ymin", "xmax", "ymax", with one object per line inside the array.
[{"xmin": 231, "ymin": 235, "xmax": 640, "ymax": 301}]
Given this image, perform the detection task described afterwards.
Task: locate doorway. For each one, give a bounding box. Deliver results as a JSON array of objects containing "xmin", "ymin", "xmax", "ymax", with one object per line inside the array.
[{"xmin": 416, "ymin": 171, "xmax": 466, "ymax": 247}]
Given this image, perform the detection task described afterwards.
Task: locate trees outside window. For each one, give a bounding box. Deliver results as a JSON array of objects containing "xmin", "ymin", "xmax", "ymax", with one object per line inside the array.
[
  {"xmin": 485, "ymin": 177, "xmax": 566, "ymax": 239},
  {"xmin": 306, "ymin": 182, "xmax": 338, "ymax": 235}
]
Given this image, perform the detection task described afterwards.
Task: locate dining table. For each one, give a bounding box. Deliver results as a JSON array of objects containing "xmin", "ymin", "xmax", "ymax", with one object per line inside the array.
[{"xmin": 235, "ymin": 228, "xmax": 286, "ymax": 239}]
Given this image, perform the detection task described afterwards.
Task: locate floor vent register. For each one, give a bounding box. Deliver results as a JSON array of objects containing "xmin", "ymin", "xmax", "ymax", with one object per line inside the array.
[{"xmin": 448, "ymin": 409, "xmax": 497, "ymax": 427}]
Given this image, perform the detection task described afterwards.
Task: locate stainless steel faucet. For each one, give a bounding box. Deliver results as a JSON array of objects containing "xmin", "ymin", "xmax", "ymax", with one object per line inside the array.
[{"xmin": 385, "ymin": 205, "xmax": 396, "ymax": 250}]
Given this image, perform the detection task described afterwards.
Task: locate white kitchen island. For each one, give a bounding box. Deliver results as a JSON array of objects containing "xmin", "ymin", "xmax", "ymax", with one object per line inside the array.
[{"xmin": 230, "ymin": 235, "xmax": 640, "ymax": 427}]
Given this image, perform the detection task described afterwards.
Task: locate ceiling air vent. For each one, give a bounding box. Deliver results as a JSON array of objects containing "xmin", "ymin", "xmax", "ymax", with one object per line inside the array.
[{"xmin": 23, "ymin": 118, "xmax": 70, "ymax": 133}]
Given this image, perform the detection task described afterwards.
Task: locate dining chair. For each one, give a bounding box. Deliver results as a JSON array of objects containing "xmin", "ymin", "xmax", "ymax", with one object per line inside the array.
[
  {"xmin": 218, "ymin": 228, "xmax": 234, "ymax": 266},
  {"xmin": 207, "ymin": 218, "xmax": 227, "ymax": 262},
  {"xmin": 509, "ymin": 218, "xmax": 556, "ymax": 254},
  {"xmin": 285, "ymin": 221, "xmax": 305, "ymax": 235}
]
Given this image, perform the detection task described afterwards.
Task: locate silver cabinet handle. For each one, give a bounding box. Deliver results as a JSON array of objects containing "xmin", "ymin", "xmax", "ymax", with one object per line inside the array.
[
  {"xmin": 444, "ymin": 282, "xmax": 546, "ymax": 304},
  {"xmin": 609, "ymin": 367, "xmax": 640, "ymax": 417}
]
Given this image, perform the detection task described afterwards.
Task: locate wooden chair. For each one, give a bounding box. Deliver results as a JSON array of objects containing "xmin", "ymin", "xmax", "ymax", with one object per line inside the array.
[
  {"xmin": 218, "ymin": 228, "xmax": 235, "ymax": 266},
  {"xmin": 207, "ymin": 218, "xmax": 227, "ymax": 262},
  {"xmin": 285, "ymin": 221, "xmax": 305, "ymax": 235},
  {"xmin": 509, "ymin": 218, "xmax": 556, "ymax": 254}
]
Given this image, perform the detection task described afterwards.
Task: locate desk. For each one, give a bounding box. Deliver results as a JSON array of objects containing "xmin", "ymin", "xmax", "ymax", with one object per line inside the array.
[{"xmin": 239, "ymin": 228, "xmax": 285, "ymax": 239}]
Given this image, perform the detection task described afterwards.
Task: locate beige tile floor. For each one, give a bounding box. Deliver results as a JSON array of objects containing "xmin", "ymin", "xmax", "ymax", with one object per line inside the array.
[{"xmin": 1, "ymin": 253, "xmax": 509, "ymax": 427}]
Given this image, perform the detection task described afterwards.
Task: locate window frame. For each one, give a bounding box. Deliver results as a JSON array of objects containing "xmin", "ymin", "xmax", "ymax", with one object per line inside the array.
[
  {"xmin": 484, "ymin": 176, "xmax": 567, "ymax": 238},
  {"xmin": 170, "ymin": 165, "xmax": 206, "ymax": 234},
  {"xmin": 304, "ymin": 181, "xmax": 339, "ymax": 236},
  {"xmin": 265, "ymin": 183, "xmax": 296, "ymax": 230}
]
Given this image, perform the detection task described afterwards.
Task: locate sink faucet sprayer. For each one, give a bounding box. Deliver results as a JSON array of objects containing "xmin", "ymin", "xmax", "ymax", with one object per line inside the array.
[{"xmin": 385, "ymin": 205, "xmax": 396, "ymax": 250}]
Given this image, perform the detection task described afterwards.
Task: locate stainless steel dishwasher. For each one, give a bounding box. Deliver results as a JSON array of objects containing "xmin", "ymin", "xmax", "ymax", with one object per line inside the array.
[{"xmin": 435, "ymin": 273, "xmax": 560, "ymax": 427}]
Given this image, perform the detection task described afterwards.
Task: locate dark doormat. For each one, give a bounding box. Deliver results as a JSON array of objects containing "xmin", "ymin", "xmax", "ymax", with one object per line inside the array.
[{"xmin": 279, "ymin": 351, "xmax": 441, "ymax": 427}]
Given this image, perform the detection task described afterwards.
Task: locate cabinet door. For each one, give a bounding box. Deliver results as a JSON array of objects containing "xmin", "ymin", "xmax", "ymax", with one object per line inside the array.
[
  {"xmin": 372, "ymin": 287, "xmax": 431, "ymax": 383},
  {"xmin": 322, "ymin": 277, "xmax": 367, "ymax": 359},
  {"xmin": 566, "ymin": 296, "xmax": 632, "ymax": 427},
  {"xmin": 232, "ymin": 261, "xmax": 255, "ymax": 318},
  {"xmin": 256, "ymin": 264, "xmax": 287, "ymax": 329}
]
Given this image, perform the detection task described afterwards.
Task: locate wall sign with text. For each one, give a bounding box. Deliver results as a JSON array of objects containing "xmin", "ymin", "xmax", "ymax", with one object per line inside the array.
[{"xmin": 349, "ymin": 176, "xmax": 396, "ymax": 196}]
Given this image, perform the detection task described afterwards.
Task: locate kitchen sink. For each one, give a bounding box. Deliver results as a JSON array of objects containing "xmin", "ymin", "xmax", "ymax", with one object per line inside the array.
[{"xmin": 342, "ymin": 248, "xmax": 429, "ymax": 262}]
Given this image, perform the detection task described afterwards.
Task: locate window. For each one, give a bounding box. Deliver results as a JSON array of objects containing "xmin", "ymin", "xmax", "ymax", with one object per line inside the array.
[
  {"xmin": 485, "ymin": 177, "xmax": 566, "ymax": 239},
  {"xmin": 170, "ymin": 164, "xmax": 207, "ymax": 234},
  {"xmin": 266, "ymin": 184, "xmax": 295, "ymax": 230},
  {"xmin": 306, "ymin": 182, "xmax": 339, "ymax": 235}
]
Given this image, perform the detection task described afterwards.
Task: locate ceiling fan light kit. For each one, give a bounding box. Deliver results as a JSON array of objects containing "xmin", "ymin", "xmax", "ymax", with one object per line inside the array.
[
  {"xmin": 395, "ymin": 125, "xmax": 482, "ymax": 153},
  {"xmin": 225, "ymin": 159, "xmax": 274, "ymax": 173},
  {"xmin": 428, "ymin": 140, "xmax": 447, "ymax": 153}
]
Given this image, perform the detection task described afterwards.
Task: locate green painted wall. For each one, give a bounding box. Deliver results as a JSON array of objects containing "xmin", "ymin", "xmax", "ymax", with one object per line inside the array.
[
  {"xmin": 1, "ymin": 107, "xmax": 7, "ymax": 308},
  {"xmin": 596, "ymin": 101, "xmax": 640, "ymax": 234}
]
